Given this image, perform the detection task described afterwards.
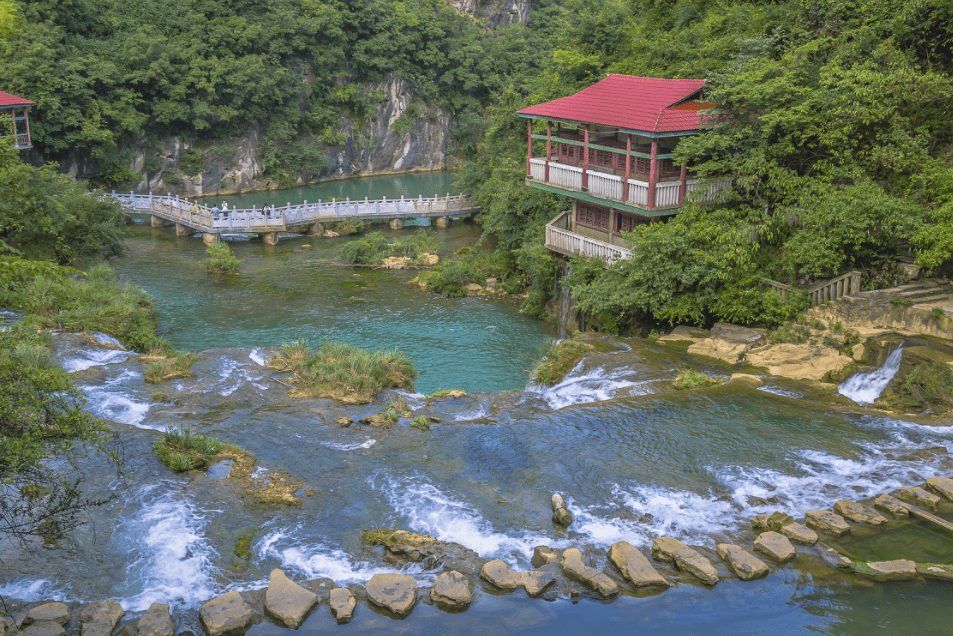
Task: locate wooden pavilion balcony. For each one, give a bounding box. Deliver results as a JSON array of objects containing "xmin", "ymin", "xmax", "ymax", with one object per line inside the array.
[
  {"xmin": 545, "ymin": 210, "xmax": 632, "ymax": 264},
  {"xmin": 527, "ymin": 158, "xmax": 730, "ymax": 213}
]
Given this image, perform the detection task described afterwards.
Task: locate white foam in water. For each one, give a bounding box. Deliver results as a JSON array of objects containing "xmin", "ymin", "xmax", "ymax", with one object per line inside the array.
[
  {"xmin": 0, "ymin": 579, "xmax": 74, "ymax": 603},
  {"xmin": 63, "ymin": 348, "xmax": 132, "ymax": 373},
  {"xmin": 249, "ymin": 348, "xmax": 268, "ymax": 366},
  {"xmin": 758, "ymin": 385, "xmax": 803, "ymax": 399},
  {"xmin": 320, "ymin": 439, "xmax": 376, "ymax": 451},
  {"xmin": 839, "ymin": 345, "xmax": 903, "ymax": 404},
  {"xmin": 603, "ymin": 485, "xmax": 738, "ymax": 547},
  {"xmin": 79, "ymin": 369, "xmax": 153, "ymax": 428},
  {"xmin": 92, "ymin": 332, "xmax": 124, "ymax": 348},
  {"xmin": 258, "ymin": 527, "xmax": 419, "ymax": 582},
  {"xmin": 528, "ymin": 363, "xmax": 651, "ymax": 409},
  {"xmin": 116, "ymin": 488, "xmax": 221, "ymax": 611},
  {"xmin": 382, "ymin": 477, "xmax": 549, "ymax": 566},
  {"xmin": 454, "ymin": 404, "xmax": 488, "ymax": 422}
]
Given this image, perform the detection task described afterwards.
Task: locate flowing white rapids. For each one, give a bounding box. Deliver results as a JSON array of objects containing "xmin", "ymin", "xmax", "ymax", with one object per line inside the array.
[
  {"xmin": 528, "ymin": 362, "xmax": 653, "ymax": 409},
  {"xmin": 839, "ymin": 345, "xmax": 904, "ymax": 404},
  {"xmin": 78, "ymin": 369, "xmax": 153, "ymax": 428}
]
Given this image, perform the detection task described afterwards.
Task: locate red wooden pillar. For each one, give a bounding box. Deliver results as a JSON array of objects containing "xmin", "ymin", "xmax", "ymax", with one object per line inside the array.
[
  {"xmin": 622, "ymin": 135, "xmax": 631, "ymax": 202},
  {"xmin": 647, "ymin": 139, "xmax": 659, "ymax": 210},
  {"xmin": 9, "ymin": 110, "xmax": 14, "ymax": 139},
  {"xmin": 23, "ymin": 108, "xmax": 30, "ymax": 143},
  {"xmin": 582, "ymin": 126, "xmax": 590, "ymax": 191},
  {"xmin": 526, "ymin": 120, "xmax": 533, "ymax": 177},
  {"xmin": 678, "ymin": 163, "xmax": 688, "ymax": 205},
  {"xmin": 545, "ymin": 122, "xmax": 552, "ymax": 183}
]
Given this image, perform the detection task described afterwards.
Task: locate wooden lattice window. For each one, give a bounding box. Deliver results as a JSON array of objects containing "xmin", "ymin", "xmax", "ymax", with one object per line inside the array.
[
  {"xmin": 617, "ymin": 211, "xmax": 649, "ymax": 233},
  {"xmin": 576, "ymin": 203, "xmax": 610, "ymax": 230}
]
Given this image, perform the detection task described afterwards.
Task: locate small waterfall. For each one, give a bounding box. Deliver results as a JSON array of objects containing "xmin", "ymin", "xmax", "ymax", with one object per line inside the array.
[
  {"xmin": 555, "ymin": 263, "xmax": 573, "ymax": 339},
  {"xmin": 838, "ymin": 345, "xmax": 904, "ymax": 405}
]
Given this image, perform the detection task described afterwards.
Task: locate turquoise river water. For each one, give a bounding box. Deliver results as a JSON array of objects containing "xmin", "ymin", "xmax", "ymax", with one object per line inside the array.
[{"xmin": 1, "ymin": 173, "xmax": 951, "ymax": 636}]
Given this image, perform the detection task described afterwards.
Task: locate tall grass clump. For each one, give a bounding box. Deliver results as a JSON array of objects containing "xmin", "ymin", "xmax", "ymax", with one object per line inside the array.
[
  {"xmin": 145, "ymin": 352, "xmax": 197, "ymax": 383},
  {"xmin": 340, "ymin": 230, "xmax": 440, "ymax": 266},
  {"xmin": 153, "ymin": 426, "xmax": 233, "ymax": 472},
  {"xmin": 204, "ymin": 243, "xmax": 243, "ymax": 275},
  {"xmin": 268, "ymin": 340, "xmax": 417, "ymax": 403},
  {"xmin": 672, "ymin": 368, "xmax": 723, "ymax": 390},
  {"xmin": 531, "ymin": 339, "xmax": 593, "ymax": 386}
]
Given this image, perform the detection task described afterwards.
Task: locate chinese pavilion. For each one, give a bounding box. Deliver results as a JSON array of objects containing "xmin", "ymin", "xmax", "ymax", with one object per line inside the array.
[
  {"xmin": 0, "ymin": 90, "xmax": 33, "ymax": 150},
  {"xmin": 518, "ymin": 75, "xmax": 729, "ymax": 262}
]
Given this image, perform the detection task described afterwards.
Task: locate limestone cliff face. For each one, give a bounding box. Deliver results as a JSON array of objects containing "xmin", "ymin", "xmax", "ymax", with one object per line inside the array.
[
  {"xmin": 120, "ymin": 74, "xmax": 452, "ymax": 197},
  {"xmin": 447, "ymin": 0, "xmax": 530, "ymax": 27}
]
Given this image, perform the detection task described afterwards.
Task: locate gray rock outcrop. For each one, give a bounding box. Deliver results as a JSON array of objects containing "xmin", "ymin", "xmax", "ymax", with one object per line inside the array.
[
  {"xmin": 716, "ymin": 544, "xmax": 769, "ymax": 581},
  {"xmin": 199, "ymin": 591, "xmax": 256, "ymax": 636},
  {"xmin": 365, "ymin": 573, "xmax": 418, "ymax": 617},
  {"xmin": 874, "ymin": 494, "xmax": 909, "ymax": 517},
  {"xmin": 651, "ymin": 537, "xmax": 719, "ymax": 585},
  {"xmin": 80, "ymin": 600, "xmax": 125, "ymax": 636},
  {"xmin": 925, "ymin": 477, "xmax": 953, "ymax": 501},
  {"xmin": 551, "ymin": 494, "xmax": 573, "ymax": 527},
  {"xmin": 328, "ymin": 588, "xmax": 355, "ymax": 624},
  {"xmin": 833, "ymin": 500, "xmax": 887, "ymax": 525},
  {"xmin": 754, "ymin": 532, "xmax": 796, "ymax": 563},
  {"xmin": 430, "ymin": 571, "xmax": 472, "ymax": 609},
  {"xmin": 264, "ymin": 568, "xmax": 319, "ymax": 628},
  {"xmin": 898, "ymin": 486, "xmax": 941, "ymax": 510},
  {"xmin": 805, "ymin": 510, "xmax": 852, "ymax": 536},
  {"xmin": 136, "ymin": 604, "xmax": 174, "ymax": 636},
  {"xmin": 608, "ymin": 541, "xmax": 669, "ymax": 588},
  {"xmin": 24, "ymin": 604, "xmax": 70, "ymax": 627},
  {"xmin": 560, "ymin": 548, "xmax": 619, "ymax": 597}
]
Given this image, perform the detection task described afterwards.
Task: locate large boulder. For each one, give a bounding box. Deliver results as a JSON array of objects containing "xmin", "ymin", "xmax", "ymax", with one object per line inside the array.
[
  {"xmin": 199, "ymin": 591, "xmax": 256, "ymax": 636},
  {"xmin": 560, "ymin": 548, "xmax": 619, "ymax": 597},
  {"xmin": 833, "ymin": 500, "xmax": 887, "ymax": 525},
  {"xmin": 520, "ymin": 570, "xmax": 556, "ymax": 597},
  {"xmin": 364, "ymin": 573, "xmax": 418, "ymax": 617},
  {"xmin": 873, "ymin": 494, "xmax": 909, "ymax": 517},
  {"xmin": 480, "ymin": 560, "xmax": 523, "ymax": 591},
  {"xmin": 608, "ymin": 541, "xmax": 669, "ymax": 588},
  {"xmin": 328, "ymin": 588, "xmax": 355, "ymax": 624},
  {"xmin": 687, "ymin": 323, "xmax": 765, "ymax": 364},
  {"xmin": 754, "ymin": 532, "xmax": 796, "ymax": 563},
  {"xmin": 805, "ymin": 510, "xmax": 852, "ymax": 536},
  {"xmin": 716, "ymin": 544, "xmax": 769, "ymax": 581},
  {"xmin": 925, "ymin": 477, "xmax": 953, "ymax": 501},
  {"xmin": 651, "ymin": 538, "xmax": 719, "ymax": 585},
  {"xmin": 430, "ymin": 571, "xmax": 472, "ymax": 609},
  {"xmin": 136, "ymin": 604, "xmax": 174, "ymax": 636},
  {"xmin": 745, "ymin": 343, "xmax": 853, "ymax": 381},
  {"xmin": 24, "ymin": 604, "xmax": 70, "ymax": 627},
  {"xmin": 898, "ymin": 486, "xmax": 941, "ymax": 510},
  {"xmin": 551, "ymin": 494, "xmax": 573, "ymax": 527},
  {"xmin": 264, "ymin": 569, "xmax": 319, "ymax": 628},
  {"xmin": 80, "ymin": 600, "xmax": 125, "ymax": 636}
]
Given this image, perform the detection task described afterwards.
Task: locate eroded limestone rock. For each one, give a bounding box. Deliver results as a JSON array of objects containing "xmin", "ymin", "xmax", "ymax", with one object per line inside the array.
[
  {"xmin": 560, "ymin": 548, "xmax": 619, "ymax": 597},
  {"xmin": 480, "ymin": 560, "xmax": 523, "ymax": 591},
  {"xmin": 860, "ymin": 559, "xmax": 918, "ymax": 581},
  {"xmin": 716, "ymin": 544, "xmax": 769, "ymax": 581},
  {"xmin": 687, "ymin": 323, "xmax": 765, "ymax": 364},
  {"xmin": 780, "ymin": 522, "xmax": 818, "ymax": 545},
  {"xmin": 531, "ymin": 546, "xmax": 559, "ymax": 568},
  {"xmin": 264, "ymin": 569, "xmax": 318, "ymax": 628},
  {"xmin": 551, "ymin": 494, "xmax": 573, "ymax": 527},
  {"xmin": 805, "ymin": 510, "xmax": 852, "ymax": 536},
  {"xmin": 833, "ymin": 500, "xmax": 887, "ymax": 525},
  {"xmin": 520, "ymin": 570, "xmax": 556, "ymax": 597},
  {"xmin": 430, "ymin": 571, "xmax": 472, "ymax": 609},
  {"xmin": 365, "ymin": 573, "xmax": 418, "ymax": 617},
  {"xmin": 745, "ymin": 343, "xmax": 853, "ymax": 381},
  {"xmin": 328, "ymin": 588, "xmax": 355, "ymax": 624},
  {"xmin": 651, "ymin": 538, "xmax": 719, "ymax": 585},
  {"xmin": 925, "ymin": 477, "xmax": 953, "ymax": 501},
  {"xmin": 874, "ymin": 494, "xmax": 909, "ymax": 517},
  {"xmin": 136, "ymin": 604, "xmax": 174, "ymax": 636},
  {"xmin": 754, "ymin": 531, "xmax": 796, "ymax": 563},
  {"xmin": 24, "ymin": 604, "xmax": 70, "ymax": 627},
  {"xmin": 199, "ymin": 591, "xmax": 256, "ymax": 636},
  {"xmin": 80, "ymin": 600, "xmax": 125, "ymax": 636},
  {"xmin": 608, "ymin": 541, "xmax": 669, "ymax": 588},
  {"xmin": 898, "ymin": 486, "xmax": 941, "ymax": 510}
]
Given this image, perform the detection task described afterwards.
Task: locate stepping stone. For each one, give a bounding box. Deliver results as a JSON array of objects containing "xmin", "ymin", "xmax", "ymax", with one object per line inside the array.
[
  {"xmin": 430, "ymin": 571, "xmax": 472, "ymax": 609},
  {"xmin": 780, "ymin": 522, "xmax": 818, "ymax": 545},
  {"xmin": 520, "ymin": 570, "xmax": 556, "ymax": 597},
  {"xmin": 560, "ymin": 548, "xmax": 620, "ymax": 597},
  {"xmin": 874, "ymin": 494, "xmax": 909, "ymax": 518},
  {"xmin": 833, "ymin": 500, "xmax": 887, "ymax": 525},
  {"xmin": 716, "ymin": 544, "xmax": 769, "ymax": 581},
  {"xmin": 608, "ymin": 541, "xmax": 669, "ymax": 588},
  {"xmin": 753, "ymin": 531, "xmax": 796, "ymax": 563},
  {"xmin": 365, "ymin": 573, "xmax": 418, "ymax": 617},
  {"xmin": 531, "ymin": 546, "xmax": 559, "ymax": 568},
  {"xmin": 805, "ymin": 510, "xmax": 851, "ymax": 536},
  {"xmin": 199, "ymin": 591, "xmax": 255, "ymax": 636},
  {"xmin": 80, "ymin": 600, "xmax": 125, "ymax": 636},
  {"xmin": 480, "ymin": 560, "xmax": 523, "ymax": 591},
  {"xmin": 765, "ymin": 511, "xmax": 795, "ymax": 532},
  {"xmin": 551, "ymin": 493, "xmax": 573, "ymax": 526},
  {"xmin": 857, "ymin": 559, "xmax": 918, "ymax": 581},
  {"xmin": 651, "ymin": 538, "xmax": 718, "ymax": 585},
  {"xmin": 899, "ymin": 487, "xmax": 941, "ymax": 511},
  {"xmin": 328, "ymin": 588, "xmax": 355, "ymax": 624},
  {"xmin": 925, "ymin": 477, "xmax": 953, "ymax": 501},
  {"xmin": 264, "ymin": 568, "xmax": 318, "ymax": 628},
  {"xmin": 136, "ymin": 604, "xmax": 174, "ymax": 636}
]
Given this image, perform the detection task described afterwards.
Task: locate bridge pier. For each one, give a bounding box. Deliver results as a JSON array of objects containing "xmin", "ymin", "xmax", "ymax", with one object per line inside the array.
[
  {"xmin": 307, "ymin": 222, "xmax": 324, "ymax": 237},
  {"xmin": 175, "ymin": 223, "xmax": 192, "ymax": 237},
  {"xmin": 150, "ymin": 215, "xmax": 170, "ymax": 228},
  {"xmin": 259, "ymin": 232, "xmax": 280, "ymax": 246},
  {"xmin": 203, "ymin": 233, "xmax": 220, "ymax": 246},
  {"xmin": 389, "ymin": 218, "xmax": 404, "ymax": 231},
  {"xmin": 434, "ymin": 216, "xmax": 450, "ymax": 229}
]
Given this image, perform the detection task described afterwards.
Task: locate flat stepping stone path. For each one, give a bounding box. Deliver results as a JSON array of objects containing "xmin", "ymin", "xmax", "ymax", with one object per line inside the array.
[
  {"xmin": 805, "ymin": 510, "xmax": 851, "ymax": 536},
  {"xmin": 874, "ymin": 494, "xmax": 909, "ymax": 517},
  {"xmin": 925, "ymin": 477, "xmax": 953, "ymax": 501},
  {"xmin": 430, "ymin": 571, "xmax": 472, "ymax": 609},
  {"xmin": 716, "ymin": 544, "xmax": 769, "ymax": 581},
  {"xmin": 521, "ymin": 570, "xmax": 556, "ymax": 597},
  {"xmin": 780, "ymin": 522, "xmax": 818, "ymax": 545},
  {"xmin": 199, "ymin": 591, "xmax": 256, "ymax": 636},
  {"xmin": 753, "ymin": 531, "xmax": 796, "ymax": 563},
  {"xmin": 856, "ymin": 559, "xmax": 918, "ymax": 581},
  {"xmin": 898, "ymin": 486, "xmax": 941, "ymax": 510},
  {"xmin": 365, "ymin": 573, "xmax": 418, "ymax": 617},
  {"xmin": 560, "ymin": 548, "xmax": 620, "ymax": 597},
  {"xmin": 136, "ymin": 604, "xmax": 174, "ymax": 636},
  {"xmin": 480, "ymin": 560, "xmax": 524, "ymax": 591},
  {"xmin": 833, "ymin": 500, "xmax": 887, "ymax": 525},
  {"xmin": 329, "ymin": 588, "xmax": 355, "ymax": 624},
  {"xmin": 608, "ymin": 541, "xmax": 669, "ymax": 588},
  {"xmin": 651, "ymin": 538, "xmax": 719, "ymax": 585},
  {"xmin": 264, "ymin": 568, "xmax": 318, "ymax": 628}
]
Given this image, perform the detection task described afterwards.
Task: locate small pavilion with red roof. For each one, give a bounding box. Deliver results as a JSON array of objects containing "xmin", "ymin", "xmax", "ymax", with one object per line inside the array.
[
  {"xmin": 519, "ymin": 75, "xmax": 729, "ymax": 260},
  {"xmin": 0, "ymin": 90, "xmax": 34, "ymax": 150}
]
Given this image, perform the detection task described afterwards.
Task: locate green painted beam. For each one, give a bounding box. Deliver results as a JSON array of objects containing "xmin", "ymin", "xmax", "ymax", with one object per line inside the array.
[{"xmin": 525, "ymin": 179, "xmax": 681, "ymax": 218}]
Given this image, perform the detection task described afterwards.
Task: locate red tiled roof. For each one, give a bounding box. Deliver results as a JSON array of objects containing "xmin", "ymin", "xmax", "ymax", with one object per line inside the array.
[
  {"xmin": 518, "ymin": 75, "xmax": 707, "ymax": 134},
  {"xmin": 0, "ymin": 91, "xmax": 34, "ymax": 108}
]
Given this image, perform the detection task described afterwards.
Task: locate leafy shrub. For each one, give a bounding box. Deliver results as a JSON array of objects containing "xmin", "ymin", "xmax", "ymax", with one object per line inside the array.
[
  {"xmin": 410, "ymin": 415, "xmax": 430, "ymax": 430},
  {"xmin": 768, "ymin": 322, "xmax": 810, "ymax": 344},
  {"xmin": 153, "ymin": 426, "xmax": 231, "ymax": 472},
  {"xmin": 898, "ymin": 363, "xmax": 953, "ymax": 412},
  {"xmin": 423, "ymin": 258, "xmax": 484, "ymax": 297},
  {"xmin": 204, "ymin": 243, "xmax": 243, "ymax": 275},
  {"xmin": 931, "ymin": 307, "xmax": 945, "ymax": 319}
]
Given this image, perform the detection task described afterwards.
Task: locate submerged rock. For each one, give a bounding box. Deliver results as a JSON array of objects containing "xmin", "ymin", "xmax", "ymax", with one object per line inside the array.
[
  {"xmin": 925, "ymin": 477, "xmax": 953, "ymax": 501},
  {"xmin": 716, "ymin": 544, "xmax": 769, "ymax": 581},
  {"xmin": 805, "ymin": 510, "xmax": 851, "ymax": 536},
  {"xmin": 328, "ymin": 588, "xmax": 356, "ymax": 624},
  {"xmin": 430, "ymin": 571, "xmax": 472, "ymax": 609},
  {"xmin": 753, "ymin": 531, "xmax": 796, "ymax": 563},
  {"xmin": 199, "ymin": 591, "xmax": 256, "ymax": 636},
  {"xmin": 858, "ymin": 559, "xmax": 918, "ymax": 581},
  {"xmin": 917, "ymin": 563, "xmax": 953, "ymax": 582},
  {"xmin": 364, "ymin": 530, "xmax": 485, "ymax": 576},
  {"xmin": 898, "ymin": 486, "xmax": 941, "ymax": 510},
  {"xmin": 365, "ymin": 573, "xmax": 418, "ymax": 617},
  {"xmin": 560, "ymin": 548, "xmax": 619, "ymax": 597},
  {"xmin": 815, "ymin": 543, "xmax": 851, "ymax": 569},
  {"xmin": 264, "ymin": 568, "xmax": 318, "ymax": 628},
  {"xmin": 608, "ymin": 541, "xmax": 669, "ymax": 588},
  {"xmin": 873, "ymin": 494, "xmax": 909, "ymax": 518},
  {"xmin": 651, "ymin": 538, "xmax": 719, "ymax": 586},
  {"xmin": 833, "ymin": 500, "xmax": 887, "ymax": 525},
  {"xmin": 80, "ymin": 600, "xmax": 125, "ymax": 636},
  {"xmin": 136, "ymin": 604, "xmax": 174, "ymax": 636},
  {"xmin": 551, "ymin": 493, "xmax": 573, "ymax": 527},
  {"xmin": 335, "ymin": 417, "xmax": 353, "ymax": 427}
]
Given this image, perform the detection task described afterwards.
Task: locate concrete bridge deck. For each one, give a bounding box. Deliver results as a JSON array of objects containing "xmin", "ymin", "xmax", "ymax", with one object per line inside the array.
[{"xmin": 109, "ymin": 191, "xmax": 480, "ymax": 244}]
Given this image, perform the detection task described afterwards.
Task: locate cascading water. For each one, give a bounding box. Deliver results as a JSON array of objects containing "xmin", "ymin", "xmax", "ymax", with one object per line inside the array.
[
  {"xmin": 838, "ymin": 344, "xmax": 904, "ymax": 404},
  {"xmin": 555, "ymin": 263, "xmax": 573, "ymax": 339}
]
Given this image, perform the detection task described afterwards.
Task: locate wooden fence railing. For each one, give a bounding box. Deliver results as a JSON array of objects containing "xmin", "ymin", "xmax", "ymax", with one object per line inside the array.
[{"xmin": 761, "ymin": 271, "xmax": 862, "ymax": 306}]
